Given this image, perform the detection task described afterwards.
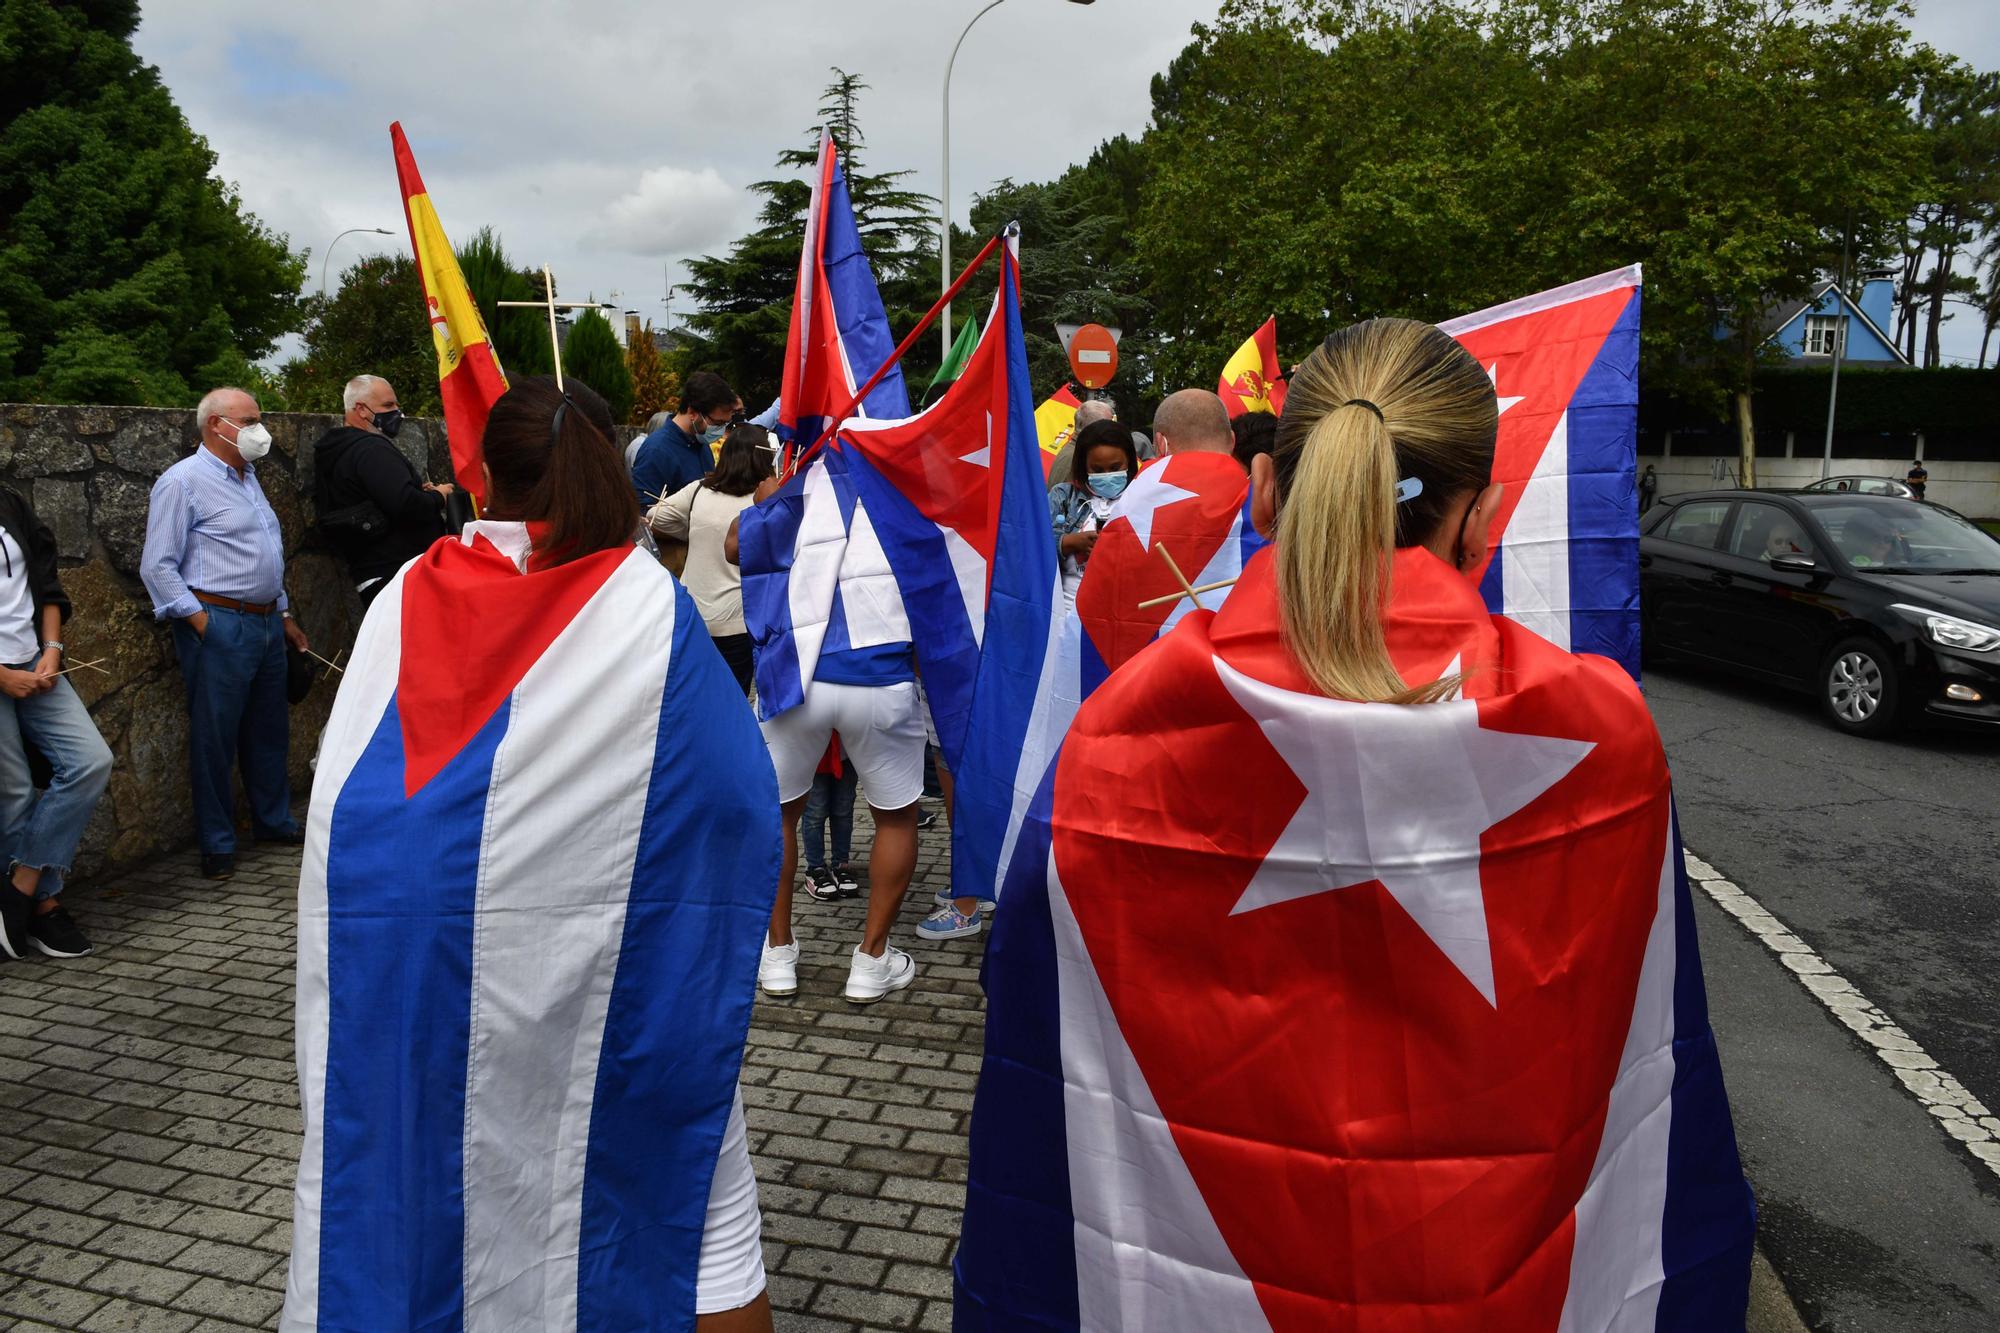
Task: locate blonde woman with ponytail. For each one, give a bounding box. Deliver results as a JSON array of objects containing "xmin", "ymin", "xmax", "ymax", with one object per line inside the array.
[{"xmin": 958, "ymin": 320, "xmax": 1755, "ymax": 1326}]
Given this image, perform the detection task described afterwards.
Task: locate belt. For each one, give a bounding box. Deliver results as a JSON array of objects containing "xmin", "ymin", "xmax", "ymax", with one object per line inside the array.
[{"xmin": 193, "ymin": 590, "xmax": 278, "ymax": 616}]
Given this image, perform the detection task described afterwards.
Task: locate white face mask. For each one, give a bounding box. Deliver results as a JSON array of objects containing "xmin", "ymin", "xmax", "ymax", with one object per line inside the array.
[{"xmin": 222, "ymin": 418, "xmax": 272, "ymax": 462}]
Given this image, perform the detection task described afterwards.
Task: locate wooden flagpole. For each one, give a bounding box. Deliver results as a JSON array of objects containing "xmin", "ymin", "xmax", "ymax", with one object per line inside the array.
[{"xmin": 497, "ymin": 266, "xmax": 616, "ymax": 391}]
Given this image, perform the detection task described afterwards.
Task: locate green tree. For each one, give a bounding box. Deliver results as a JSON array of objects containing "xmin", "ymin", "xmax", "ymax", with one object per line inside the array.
[
  {"xmin": 562, "ymin": 310, "xmax": 634, "ymax": 424},
  {"xmin": 281, "ymin": 255, "xmax": 439, "ymax": 415},
  {"xmin": 457, "ymin": 226, "xmax": 555, "ymax": 377},
  {"xmin": 1139, "ymin": 0, "xmax": 1928, "ymax": 481},
  {"xmin": 0, "ymin": 0, "xmax": 305, "ymax": 404},
  {"xmin": 1889, "ymin": 57, "xmax": 2000, "ymax": 367},
  {"xmin": 681, "ymin": 69, "xmax": 939, "ymax": 407}
]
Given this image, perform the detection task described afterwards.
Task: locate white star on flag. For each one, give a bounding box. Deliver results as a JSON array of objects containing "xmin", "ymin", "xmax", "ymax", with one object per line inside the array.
[
  {"xmin": 1107, "ymin": 458, "xmax": 1197, "ymax": 553},
  {"xmin": 959, "ymin": 412, "xmax": 994, "ymax": 468},
  {"xmin": 1487, "ymin": 363, "xmax": 1525, "ymax": 417},
  {"xmin": 1213, "ymin": 656, "xmax": 1593, "ymax": 1005}
]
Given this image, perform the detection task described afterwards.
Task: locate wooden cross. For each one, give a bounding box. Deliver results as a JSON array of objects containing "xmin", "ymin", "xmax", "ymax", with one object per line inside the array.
[
  {"xmin": 496, "ymin": 265, "xmax": 616, "ymax": 390},
  {"xmin": 1136, "ymin": 543, "xmax": 1240, "ymax": 611}
]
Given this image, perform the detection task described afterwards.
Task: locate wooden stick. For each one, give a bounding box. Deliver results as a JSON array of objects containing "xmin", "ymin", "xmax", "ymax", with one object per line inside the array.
[
  {"xmin": 1153, "ymin": 543, "xmax": 1200, "ymax": 602},
  {"xmin": 55, "ymin": 657, "xmax": 109, "ymax": 677},
  {"xmin": 1136, "ymin": 576, "xmax": 1240, "ymax": 611},
  {"xmin": 304, "ymin": 648, "xmax": 345, "ymax": 676}
]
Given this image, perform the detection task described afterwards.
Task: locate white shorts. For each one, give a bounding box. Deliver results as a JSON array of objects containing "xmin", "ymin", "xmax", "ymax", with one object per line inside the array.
[
  {"xmin": 695, "ymin": 1090, "xmax": 766, "ymax": 1315},
  {"xmin": 760, "ymin": 679, "xmax": 926, "ymax": 808}
]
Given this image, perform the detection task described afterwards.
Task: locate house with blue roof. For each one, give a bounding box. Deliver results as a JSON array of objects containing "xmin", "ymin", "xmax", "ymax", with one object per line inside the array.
[{"xmin": 1756, "ymin": 271, "xmax": 1909, "ymax": 366}]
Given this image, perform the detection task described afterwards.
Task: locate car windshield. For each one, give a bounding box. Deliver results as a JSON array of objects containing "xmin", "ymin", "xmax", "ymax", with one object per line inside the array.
[{"xmin": 1804, "ymin": 501, "xmax": 2000, "ymax": 575}]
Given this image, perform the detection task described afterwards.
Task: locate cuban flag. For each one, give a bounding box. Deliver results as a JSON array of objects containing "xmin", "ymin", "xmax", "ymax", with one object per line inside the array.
[
  {"xmin": 1075, "ymin": 450, "xmax": 1268, "ymax": 696},
  {"xmin": 957, "ymin": 545, "xmax": 1755, "ymax": 1332},
  {"xmin": 1442, "ymin": 265, "xmax": 1644, "ymax": 679},
  {"xmin": 285, "ymin": 521, "xmax": 778, "ymax": 1332},
  {"xmin": 744, "ymin": 132, "xmax": 915, "ymax": 717},
  {"xmin": 831, "ymin": 236, "xmax": 1062, "ymax": 905},
  {"xmin": 777, "ymin": 131, "xmax": 910, "ymax": 455}
]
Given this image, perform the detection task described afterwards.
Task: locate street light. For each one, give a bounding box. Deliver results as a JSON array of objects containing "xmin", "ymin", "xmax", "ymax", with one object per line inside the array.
[
  {"xmin": 940, "ymin": 0, "xmax": 1095, "ymax": 359},
  {"xmin": 319, "ymin": 227, "xmax": 395, "ymax": 298}
]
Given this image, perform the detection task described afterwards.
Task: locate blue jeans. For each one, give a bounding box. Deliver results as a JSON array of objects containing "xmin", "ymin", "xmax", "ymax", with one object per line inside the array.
[
  {"xmin": 0, "ymin": 671, "xmax": 113, "ymax": 899},
  {"xmin": 172, "ymin": 609, "xmax": 295, "ymax": 855},
  {"xmin": 800, "ymin": 765, "xmax": 857, "ymax": 871}
]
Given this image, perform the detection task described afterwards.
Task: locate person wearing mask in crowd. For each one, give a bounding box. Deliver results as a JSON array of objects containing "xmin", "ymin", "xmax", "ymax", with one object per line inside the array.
[
  {"xmin": 648, "ymin": 424, "xmax": 774, "ymax": 694},
  {"xmin": 1232, "ymin": 409, "xmax": 1279, "ymax": 472},
  {"xmin": 0, "ymin": 486, "xmax": 112, "ymax": 961},
  {"xmin": 141, "ymin": 388, "xmax": 309, "ymax": 882},
  {"xmin": 1045, "ymin": 397, "xmax": 1118, "ymax": 496},
  {"xmin": 633, "ymin": 371, "xmax": 734, "ymax": 506},
  {"xmin": 312, "ymin": 375, "xmax": 454, "ymax": 610},
  {"xmin": 284, "ymin": 376, "xmax": 777, "ymax": 1333},
  {"xmin": 1049, "ymin": 419, "xmax": 1139, "ymax": 609},
  {"xmin": 1151, "ymin": 388, "xmax": 1236, "ymax": 458}
]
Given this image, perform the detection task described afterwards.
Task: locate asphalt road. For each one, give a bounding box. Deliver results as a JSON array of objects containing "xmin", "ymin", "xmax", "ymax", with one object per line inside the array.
[{"xmin": 1645, "ymin": 661, "xmax": 2000, "ymax": 1331}]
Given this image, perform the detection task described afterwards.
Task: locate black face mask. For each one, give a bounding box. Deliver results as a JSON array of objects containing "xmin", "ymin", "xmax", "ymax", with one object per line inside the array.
[{"xmin": 371, "ymin": 408, "xmax": 404, "ymax": 439}]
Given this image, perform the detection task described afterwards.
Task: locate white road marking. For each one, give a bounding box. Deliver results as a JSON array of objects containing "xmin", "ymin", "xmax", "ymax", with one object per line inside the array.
[{"xmin": 1685, "ymin": 849, "xmax": 2000, "ymax": 1179}]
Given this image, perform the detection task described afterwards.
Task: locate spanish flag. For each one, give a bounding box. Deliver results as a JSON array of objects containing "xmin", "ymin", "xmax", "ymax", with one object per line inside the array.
[
  {"xmin": 392, "ymin": 122, "xmax": 507, "ymax": 505},
  {"xmin": 1034, "ymin": 385, "xmax": 1082, "ymax": 480},
  {"xmin": 1218, "ymin": 316, "xmax": 1287, "ymax": 419}
]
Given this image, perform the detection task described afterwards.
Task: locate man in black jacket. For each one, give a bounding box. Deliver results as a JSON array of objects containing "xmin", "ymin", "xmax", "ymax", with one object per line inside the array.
[{"xmin": 313, "ymin": 375, "xmax": 454, "ymax": 607}]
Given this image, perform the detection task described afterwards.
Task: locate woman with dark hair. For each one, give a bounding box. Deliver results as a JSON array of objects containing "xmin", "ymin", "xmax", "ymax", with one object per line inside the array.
[
  {"xmin": 1048, "ymin": 418, "xmax": 1138, "ymax": 609},
  {"xmin": 285, "ymin": 376, "xmax": 779, "ymax": 1333},
  {"xmin": 650, "ymin": 424, "xmax": 775, "ymax": 694}
]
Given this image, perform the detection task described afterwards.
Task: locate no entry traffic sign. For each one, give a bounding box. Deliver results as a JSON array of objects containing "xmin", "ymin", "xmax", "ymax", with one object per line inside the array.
[{"xmin": 1067, "ymin": 323, "xmax": 1120, "ymax": 389}]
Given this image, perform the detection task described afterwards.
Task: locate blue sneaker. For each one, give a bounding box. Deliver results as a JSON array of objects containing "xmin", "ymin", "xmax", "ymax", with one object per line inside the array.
[
  {"xmin": 916, "ymin": 904, "xmax": 983, "ymax": 941},
  {"xmin": 934, "ymin": 889, "xmax": 997, "ymax": 911}
]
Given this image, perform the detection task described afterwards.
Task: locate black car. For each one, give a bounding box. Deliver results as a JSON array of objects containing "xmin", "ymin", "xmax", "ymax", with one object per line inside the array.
[{"xmin": 1640, "ymin": 490, "xmax": 2000, "ymax": 735}]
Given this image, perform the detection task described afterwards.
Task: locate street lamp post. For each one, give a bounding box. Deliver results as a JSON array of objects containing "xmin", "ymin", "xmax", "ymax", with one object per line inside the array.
[
  {"xmin": 940, "ymin": 0, "xmax": 1094, "ymax": 360},
  {"xmin": 320, "ymin": 227, "xmax": 394, "ymax": 298}
]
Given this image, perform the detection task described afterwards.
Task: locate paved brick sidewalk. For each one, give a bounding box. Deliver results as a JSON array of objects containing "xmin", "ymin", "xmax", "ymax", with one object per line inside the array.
[{"xmin": 0, "ymin": 807, "xmax": 982, "ymax": 1331}]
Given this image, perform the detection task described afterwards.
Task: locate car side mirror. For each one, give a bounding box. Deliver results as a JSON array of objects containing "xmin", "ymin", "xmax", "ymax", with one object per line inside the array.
[{"xmin": 1771, "ymin": 555, "xmax": 1818, "ymax": 574}]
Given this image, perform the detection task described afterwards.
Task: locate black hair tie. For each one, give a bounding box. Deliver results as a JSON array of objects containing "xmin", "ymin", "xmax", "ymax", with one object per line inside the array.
[
  {"xmin": 548, "ymin": 392, "xmax": 577, "ymax": 451},
  {"xmin": 1342, "ymin": 398, "xmax": 1385, "ymax": 421}
]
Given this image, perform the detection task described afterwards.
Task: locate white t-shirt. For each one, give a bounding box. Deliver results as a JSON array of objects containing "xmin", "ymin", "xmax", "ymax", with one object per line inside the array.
[
  {"xmin": 0, "ymin": 526, "xmax": 38, "ymax": 664},
  {"xmin": 650, "ymin": 481, "xmax": 756, "ymax": 637}
]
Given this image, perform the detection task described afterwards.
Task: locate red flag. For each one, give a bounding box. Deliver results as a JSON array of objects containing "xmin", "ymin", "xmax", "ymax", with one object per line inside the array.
[{"xmin": 391, "ymin": 123, "xmax": 508, "ymax": 504}]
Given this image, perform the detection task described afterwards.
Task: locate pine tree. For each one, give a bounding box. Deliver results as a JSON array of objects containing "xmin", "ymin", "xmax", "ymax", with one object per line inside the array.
[
  {"xmin": 457, "ymin": 228, "xmax": 555, "ymax": 377},
  {"xmin": 0, "ymin": 0, "xmax": 305, "ymax": 403},
  {"xmin": 280, "ymin": 255, "xmax": 439, "ymax": 415},
  {"xmin": 563, "ymin": 310, "xmax": 634, "ymax": 425},
  {"xmin": 627, "ymin": 321, "xmax": 678, "ymax": 425},
  {"xmin": 681, "ymin": 69, "xmax": 939, "ymax": 407}
]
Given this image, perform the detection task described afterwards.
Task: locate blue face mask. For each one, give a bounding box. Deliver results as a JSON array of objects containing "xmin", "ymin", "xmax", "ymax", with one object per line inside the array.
[
  {"xmin": 699, "ymin": 422, "xmax": 727, "ymax": 446},
  {"xmin": 1087, "ymin": 471, "xmax": 1128, "ymax": 500}
]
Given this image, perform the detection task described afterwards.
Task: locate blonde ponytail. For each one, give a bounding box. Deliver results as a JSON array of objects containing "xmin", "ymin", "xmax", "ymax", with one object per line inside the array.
[
  {"xmin": 1276, "ymin": 404, "xmax": 1405, "ymax": 702},
  {"xmin": 1270, "ymin": 318, "xmax": 1498, "ymax": 704}
]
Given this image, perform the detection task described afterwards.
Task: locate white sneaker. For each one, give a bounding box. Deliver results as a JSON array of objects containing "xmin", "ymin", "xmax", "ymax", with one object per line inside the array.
[
  {"xmin": 844, "ymin": 944, "xmax": 916, "ymax": 1003},
  {"xmin": 759, "ymin": 939, "xmax": 799, "ymax": 996}
]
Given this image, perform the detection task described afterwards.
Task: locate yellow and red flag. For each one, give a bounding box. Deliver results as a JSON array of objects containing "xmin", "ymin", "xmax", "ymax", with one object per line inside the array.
[
  {"xmin": 1218, "ymin": 316, "xmax": 1287, "ymax": 419},
  {"xmin": 391, "ymin": 122, "xmax": 507, "ymax": 505},
  {"xmin": 1034, "ymin": 385, "xmax": 1082, "ymax": 480}
]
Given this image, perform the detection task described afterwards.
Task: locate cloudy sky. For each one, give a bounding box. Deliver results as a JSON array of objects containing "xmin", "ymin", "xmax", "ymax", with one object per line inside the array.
[{"xmin": 133, "ymin": 0, "xmax": 1999, "ymax": 369}]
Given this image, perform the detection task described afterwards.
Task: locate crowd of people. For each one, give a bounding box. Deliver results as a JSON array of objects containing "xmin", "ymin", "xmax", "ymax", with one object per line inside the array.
[{"xmin": 0, "ymin": 314, "xmax": 1704, "ymax": 1328}]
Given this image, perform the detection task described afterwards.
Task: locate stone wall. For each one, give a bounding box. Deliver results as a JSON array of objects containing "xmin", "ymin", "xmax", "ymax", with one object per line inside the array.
[{"xmin": 0, "ymin": 403, "xmax": 450, "ymax": 879}]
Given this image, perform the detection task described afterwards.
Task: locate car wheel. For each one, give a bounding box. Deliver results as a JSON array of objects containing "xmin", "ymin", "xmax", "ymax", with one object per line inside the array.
[{"xmin": 1819, "ymin": 637, "xmax": 1901, "ymax": 737}]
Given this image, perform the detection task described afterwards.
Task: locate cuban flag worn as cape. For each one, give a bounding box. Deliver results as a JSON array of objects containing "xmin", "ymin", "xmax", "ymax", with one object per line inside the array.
[
  {"xmin": 284, "ymin": 521, "xmax": 777, "ymax": 1333},
  {"xmin": 956, "ymin": 545, "xmax": 1756, "ymax": 1333},
  {"xmin": 744, "ymin": 132, "xmax": 915, "ymax": 717},
  {"xmin": 1444, "ymin": 265, "xmax": 1644, "ymax": 679}
]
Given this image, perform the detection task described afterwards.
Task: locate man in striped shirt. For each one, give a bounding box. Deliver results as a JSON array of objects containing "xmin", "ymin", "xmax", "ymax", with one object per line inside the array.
[{"xmin": 140, "ymin": 387, "xmax": 310, "ymax": 881}]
